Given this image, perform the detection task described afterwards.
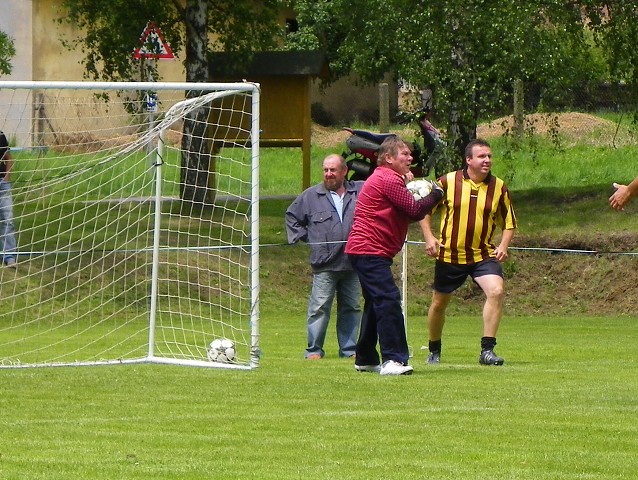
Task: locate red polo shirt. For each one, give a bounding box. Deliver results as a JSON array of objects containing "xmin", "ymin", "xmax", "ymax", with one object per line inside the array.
[{"xmin": 345, "ymin": 166, "xmax": 441, "ymax": 259}]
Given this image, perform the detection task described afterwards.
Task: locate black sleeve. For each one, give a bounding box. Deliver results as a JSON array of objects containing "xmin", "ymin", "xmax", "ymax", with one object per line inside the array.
[{"xmin": 0, "ymin": 131, "xmax": 8, "ymax": 159}]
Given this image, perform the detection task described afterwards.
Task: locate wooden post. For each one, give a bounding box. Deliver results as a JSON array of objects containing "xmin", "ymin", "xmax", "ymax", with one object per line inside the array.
[
  {"xmin": 302, "ymin": 76, "xmax": 312, "ymax": 190},
  {"xmin": 379, "ymin": 83, "xmax": 389, "ymax": 133},
  {"xmin": 513, "ymin": 78, "xmax": 525, "ymax": 145},
  {"xmin": 35, "ymin": 92, "xmax": 45, "ymax": 149}
]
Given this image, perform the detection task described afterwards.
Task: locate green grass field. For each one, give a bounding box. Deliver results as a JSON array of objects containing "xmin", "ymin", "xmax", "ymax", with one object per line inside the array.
[
  {"xmin": 2, "ymin": 113, "xmax": 638, "ymax": 479},
  {"xmin": 1, "ymin": 314, "xmax": 636, "ymax": 479}
]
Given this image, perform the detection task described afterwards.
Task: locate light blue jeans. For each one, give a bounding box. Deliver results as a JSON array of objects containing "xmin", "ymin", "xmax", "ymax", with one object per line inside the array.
[
  {"xmin": 0, "ymin": 180, "xmax": 17, "ymax": 265},
  {"xmin": 305, "ymin": 270, "xmax": 361, "ymax": 358}
]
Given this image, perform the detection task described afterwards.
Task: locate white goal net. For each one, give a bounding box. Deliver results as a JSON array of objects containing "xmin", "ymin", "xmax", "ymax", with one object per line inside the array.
[{"xmin": 0, "ymin": 81, "xmax": 260, "ymax": 370}]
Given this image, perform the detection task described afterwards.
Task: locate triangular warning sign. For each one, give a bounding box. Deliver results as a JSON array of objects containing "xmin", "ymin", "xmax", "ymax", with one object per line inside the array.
[{"xmin": 133, "ymin": 21, "xmax": 175, "ymax": 60}]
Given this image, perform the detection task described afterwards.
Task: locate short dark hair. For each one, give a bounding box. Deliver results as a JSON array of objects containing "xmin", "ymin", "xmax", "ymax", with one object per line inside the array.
[{"xmin": 465, "ymin": 138, "xmax": 490, "ymax": 159}]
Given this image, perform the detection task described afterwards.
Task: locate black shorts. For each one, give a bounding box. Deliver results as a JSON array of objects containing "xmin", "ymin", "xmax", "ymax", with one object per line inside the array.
[{"xmin": 432, "ymin": 259, "xmax": 503, "ymax": 294}]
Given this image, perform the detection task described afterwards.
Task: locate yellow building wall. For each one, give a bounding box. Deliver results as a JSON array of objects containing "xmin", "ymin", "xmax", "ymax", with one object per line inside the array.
[
  {"xmin": 21, "ymin": 1, "xmax": 188, "ymax": 146},
  {"xmin": 31, "ymin": 0, "xmax": 185, "ymax": 82}
]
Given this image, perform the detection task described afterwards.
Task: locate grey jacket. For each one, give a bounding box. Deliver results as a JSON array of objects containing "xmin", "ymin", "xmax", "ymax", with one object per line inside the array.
[{"xmin": 285, "ymin": 180, "xmax": 363, "ymax": 273}]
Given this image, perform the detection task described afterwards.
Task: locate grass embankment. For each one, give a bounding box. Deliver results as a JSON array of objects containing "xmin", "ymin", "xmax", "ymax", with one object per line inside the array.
[{"xmin": 262, "ymin": 113, "xmax": 638, "ymax": 317}]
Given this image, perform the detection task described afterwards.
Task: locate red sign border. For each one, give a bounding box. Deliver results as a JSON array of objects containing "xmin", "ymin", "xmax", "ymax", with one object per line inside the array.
[{"xmin": 133, "ymin": 21, "xmax": 175, "ymax": 60}]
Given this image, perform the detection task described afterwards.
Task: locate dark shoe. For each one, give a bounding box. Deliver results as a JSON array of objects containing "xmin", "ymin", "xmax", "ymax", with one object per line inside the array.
[
  {"xmin": 354, "ymin": 364, "xmax": 381, "ymax": 373},
  {"xmin": 306, "ymin": 354, "xmax": 322, "ymax": 360},
  {"xmin": 479, "ymin": 349, "xmax": 504, "ymax": 366},
  {"xmin": 426, "ymin": 351, "xmax": 440, "ymax": 365}
]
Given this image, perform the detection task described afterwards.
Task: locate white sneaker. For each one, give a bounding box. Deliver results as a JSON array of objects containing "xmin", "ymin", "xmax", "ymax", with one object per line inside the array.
[
  {"xmin": 354, "ymin": 364, "xmax": 381, "ymax": 373},
  {"xmin": 379, "ymin": 360, "xmax": 413, "ymax": 376}
]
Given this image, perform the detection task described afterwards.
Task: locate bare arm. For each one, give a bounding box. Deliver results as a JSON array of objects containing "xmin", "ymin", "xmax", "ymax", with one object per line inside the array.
[
  {"xmin": 609, "ymin": 177, "xmax": 638, "ymax": 211},
  {"xmin": 419, "ymin": 214, "xmax": 440, "ymax": 258},
  {"xmin": 494, "ymin": 228, "xmax": 515, "ymax": 262}
]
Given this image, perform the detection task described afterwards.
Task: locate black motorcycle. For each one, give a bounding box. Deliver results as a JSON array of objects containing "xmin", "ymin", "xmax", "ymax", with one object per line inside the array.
[{"xmin": 342, "ymin": 108, "xmax": 446, "ymax": 181}]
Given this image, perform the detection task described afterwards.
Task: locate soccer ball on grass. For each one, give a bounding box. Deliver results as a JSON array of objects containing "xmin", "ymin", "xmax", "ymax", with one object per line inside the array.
[{"xmin": 207, "ymin": 338, "xmax": 236, "ymax": 363}]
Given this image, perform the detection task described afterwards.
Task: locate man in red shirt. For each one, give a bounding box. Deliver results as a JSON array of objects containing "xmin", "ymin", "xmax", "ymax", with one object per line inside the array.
[{"xmin": 345, "ymin": 135, "xmax": 442, "ymax": 375}]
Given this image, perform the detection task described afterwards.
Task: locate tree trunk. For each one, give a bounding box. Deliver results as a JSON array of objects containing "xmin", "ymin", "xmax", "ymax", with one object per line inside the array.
[
  {"xmin": 513, "ymin": 78, "xmax": 525, "ymax": 148},
  {"xmin": 448, "ymin": 106, "xmax": 476, "ymax": 170},
  {"xmin": 179, "ymin": 106, "xmax": 216, "ymax": 204},
  {"xmin": 180, "ymin": 0, "xmax": 215, "ymax": 205}
]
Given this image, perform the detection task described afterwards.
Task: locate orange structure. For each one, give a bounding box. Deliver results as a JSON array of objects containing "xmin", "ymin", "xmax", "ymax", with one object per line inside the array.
[{"xmin": 210, "ymin": 51, "xmax": 329, "ymax": 190}]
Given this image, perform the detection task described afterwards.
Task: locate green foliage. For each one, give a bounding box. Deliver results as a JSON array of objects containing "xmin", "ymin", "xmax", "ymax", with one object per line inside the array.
[
  {"xmin": 585, "ymin": 2, "xmax": 638, "ymax": 81},
  {"xmin": 289, "ymin": 0, "xmax": 636, "ymax": 165},
  {"xmin": 57, "ymin": 0, "xmax": 287, "ymax": 200},
  {"xmin": 583, "ymin": 2, "xmax": 638, "ymax": 121},
  {"xmin": 0, "ymin": 29, "xmax": 16, "ymax": 75}
]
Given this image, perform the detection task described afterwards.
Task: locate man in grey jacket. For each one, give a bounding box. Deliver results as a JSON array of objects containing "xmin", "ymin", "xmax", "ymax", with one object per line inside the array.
[{"xmin": 285, "ymin": 154, "xmax": 363, "ymax": 360}]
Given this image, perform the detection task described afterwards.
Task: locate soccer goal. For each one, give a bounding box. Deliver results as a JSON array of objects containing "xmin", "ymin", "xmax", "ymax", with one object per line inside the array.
[{"xmin": 0, "ymin": 81, "xmax": 260, "ymax": 370}]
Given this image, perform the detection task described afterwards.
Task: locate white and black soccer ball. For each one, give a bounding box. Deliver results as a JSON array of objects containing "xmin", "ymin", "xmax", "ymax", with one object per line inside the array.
[
  {"xmin": 207, "ymin": 338, "xmax": 236, "ymax": 363},
  {"xmin": 406, "ymin": 179, "xmax": 434, "ymax": 201}
]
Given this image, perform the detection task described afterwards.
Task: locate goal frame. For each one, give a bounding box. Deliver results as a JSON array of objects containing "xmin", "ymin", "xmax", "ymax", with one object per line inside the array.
[{"xmin": 0, "ymin": 81, "xmax": 261, "ymax": 370}]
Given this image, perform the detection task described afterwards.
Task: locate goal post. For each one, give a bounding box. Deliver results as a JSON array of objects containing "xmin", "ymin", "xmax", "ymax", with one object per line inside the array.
[{"xmin": 0, "ymin": 81, "xmax": 261, "ymax": 370}]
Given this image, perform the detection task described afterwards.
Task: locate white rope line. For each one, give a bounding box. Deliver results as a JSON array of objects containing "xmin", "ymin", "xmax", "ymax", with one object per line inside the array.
[
  {"xmin": 260, "ymin": 241, "xmax": 638, "ymax": 257},
  {"xmin": 403, "ymin": 239, "xmax": 638, "ymax": 256},
  {"xmin": 7, "ymin": 240, "xmax": 638, "ymax": 257},
  {"xmin": 269, "ymin": 240, "xmax": 638, "ymax": 257}
]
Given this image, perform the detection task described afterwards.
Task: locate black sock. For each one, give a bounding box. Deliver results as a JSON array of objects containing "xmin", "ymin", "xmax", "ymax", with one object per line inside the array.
[
  {"xmin": 429, "ymin": 339, "xmax": 442, "ymax": 354},
  {"xmin": 481, "ymin": 336, "xmax": 496, "ymax": 351}
]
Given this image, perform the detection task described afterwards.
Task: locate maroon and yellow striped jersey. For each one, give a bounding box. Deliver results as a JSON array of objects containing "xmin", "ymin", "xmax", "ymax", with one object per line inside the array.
[{"xmin": 433, "ymin": 169, "xmax": 517, "ymax": 265}]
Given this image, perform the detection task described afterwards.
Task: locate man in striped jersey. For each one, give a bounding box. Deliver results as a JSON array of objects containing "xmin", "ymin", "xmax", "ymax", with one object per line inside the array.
[{"xmin": 419, "ymin": 139, "xmax": 517, "ymax": 366}]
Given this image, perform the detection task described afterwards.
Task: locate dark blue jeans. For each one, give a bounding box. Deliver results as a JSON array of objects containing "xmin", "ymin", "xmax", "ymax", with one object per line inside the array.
[{"xmin": 349, "ymin": 255, "xmax": 410, "ymax": 365}]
